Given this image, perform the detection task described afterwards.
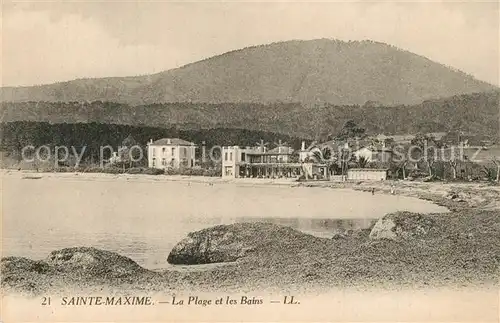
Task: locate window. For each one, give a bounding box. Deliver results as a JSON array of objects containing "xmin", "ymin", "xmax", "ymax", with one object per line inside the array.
[
  {"xmin": 152, "ymin": 148, "xmax": 156, "ymax": 157},
  {"xmin": 162, "ymin": 158, "xmax": 166, "ymax": 166},
  {"xmin": 241, "ymin": 153, "xmax": 245, "ymax": 162},
  {"xmin": 229, "ymin": 152, "xmax": 233, "ymax": 161},
  {"xmin": 171, "ymin": 147, "xmax": 176, "ymax": 155},
  {"xmin": 224, "ymin": 152, "xmax": 228, "ymax": 161},
  {"xmin": 191, "ymin": 160, "xmax": 194, "ymax": 167},
  {"xmin": 162, "ymin": 147, "xmax": 166, "ymax": 154},
  {"xmin": 152, "ymin": 158, "xmax": 156, "ymax": 167}
]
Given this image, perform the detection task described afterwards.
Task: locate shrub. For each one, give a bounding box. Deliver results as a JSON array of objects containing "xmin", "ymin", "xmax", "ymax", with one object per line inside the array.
[
  {"xmin": 82, "ymin": 167, "xmax": 103, "ymax": 173},
  {"xmin": 203, "ymin": 168, "xmax": 221, "ymax": 177},
  {"xmin": 161, "ymin": 167, "xmax": 220, "ymax": 177},
  {"xmin": 297, "ymin": 175, "xmax": 307, "ymax": 182},
  {"xmin": 81, "ymin": 166, "xmax": 125, "ymax": 174},
  {"xmin": 164, "ymin": 168, "xmax": 180, "ymax": 176},
  {"xmin": 126, "ymin": 167, "xmax": 143, "ymax": 174},
  {"xmin": 103, "ymin": 167, "xmax": 125, "ymax": 174},
  {"xmin": 142, "ymin": 168, "xmax": 164, "ymax": 175},
  {"xmin": 180, "ymin": 168, "xmax": 205, "ymax": 176},
  {"xmin": 52, "ymin": 167, "xmax": 73, "ymax": 173},
  {"xmin": 407, "ymin": 169, "xmax": 428, "ymax": 179}
]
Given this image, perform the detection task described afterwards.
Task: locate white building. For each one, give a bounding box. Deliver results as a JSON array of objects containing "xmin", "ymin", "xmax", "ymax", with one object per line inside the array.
[
  {"xmin": 221, "ymin": 146, "xmax": 253, "ymax": 178},
  {"xmin": 147, "ymin": 138, "xmax": 196, "ymax": 169},
  {"xmin": 221, "ymin": 144, "xmax": 327, "ymax": 179},
  {"xmin": 353, "ymin": 144, "xmax": 393, "ymax": 163},
  {"xmin": 347, "ymin": 168, "xmax": 389, "ymax": 181},
  {"xmin": 298, "ymin": 141, "xmax": 311, "ymax": 163}
]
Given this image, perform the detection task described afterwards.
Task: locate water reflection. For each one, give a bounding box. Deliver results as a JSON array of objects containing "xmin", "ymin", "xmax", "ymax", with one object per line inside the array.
[
  {"xmin": 186, "ymin": 216, "xmax": 378, "ymax": 239},
  {"xmin": 238, "ymin": 217, "xmax": 377, "ymax": 238}
]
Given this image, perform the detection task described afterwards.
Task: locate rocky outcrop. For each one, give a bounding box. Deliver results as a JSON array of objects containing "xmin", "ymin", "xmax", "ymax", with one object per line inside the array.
[
  {"xmin": 1, "ymin": 256, "xmax": 51, "ymax": 274},
  {"xmin": 446, "ymin": 192, "xmax": 467, "ymax": 202},
  {"xmin": 1, "ymin": 257, "xmax": 53, "ymax": 294},
  {"xmin": 369, "ymin": 211, "xmax": 435, "ymax": 241},
  {"xmin": 167, "ymin": 222, "xmax": 322, "ymax": 265},
  {"xmin": 331, "ymin": 228, "xmax": 372, "ymax": 240},
  {"xmin": 46, "ymin": 247, "xmax": 146, "ymax": 278},
  {"xmin": 2, "ymin": 247, "xmax": 150, "ymax": 295}
]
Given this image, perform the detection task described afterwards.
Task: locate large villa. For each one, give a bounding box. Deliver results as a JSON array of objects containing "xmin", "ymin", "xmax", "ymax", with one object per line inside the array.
[
  {"xmin": 220, "ymin": 144, "xmax": 329, "ymax": 180},
  {"xmin": 147, "ymin": 138, "xmax": 196, "ymax": 169}
]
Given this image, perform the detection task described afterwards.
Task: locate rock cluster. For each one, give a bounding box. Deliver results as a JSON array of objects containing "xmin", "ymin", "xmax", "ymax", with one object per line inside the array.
[
  {"xmin": 1, "ymin": 247, "xmax": 147, "ymax": 294},
  {"xmin": 369, "ymin": 211, "xmax": 436, "ymax": 241},
  {"xmin": 167, "ymin": 222, "xmax": 321, "ymax": 265},
  {"xmin": 46, "ymin": 247, "xmax": 146, "ymax": 277},
  {"xmin": 446, "ymin": 192, "xmax": 468, "ymax": 202},
  {"xmin": 331, "ymin": 228, "xmax": 372, "ymax": 240}
]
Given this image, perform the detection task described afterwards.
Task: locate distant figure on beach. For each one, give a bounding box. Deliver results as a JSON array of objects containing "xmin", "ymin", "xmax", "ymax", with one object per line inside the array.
[
  {"xmin": 371, "ymin": 188, "xmax": 375, "ymax": 195},
  {"xmin": 390, "ymin": 184, "xmax": 395, "ymax": 195}
]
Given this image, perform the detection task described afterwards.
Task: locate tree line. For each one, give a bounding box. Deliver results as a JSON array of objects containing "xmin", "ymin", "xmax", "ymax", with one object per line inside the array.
[
  {"xmin": 0, "ymin": 121, "xmax": 304, "ymax": 164},
  {"xmin": 1, "ymin": 90, "xmax": 498, "ymax": 140}
]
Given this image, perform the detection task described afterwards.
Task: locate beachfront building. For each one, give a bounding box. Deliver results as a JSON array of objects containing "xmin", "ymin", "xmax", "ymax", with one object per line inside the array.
[
  {"xmin": 347, "ymin": 168, "xmax": 389, "ymax": 181},
  {"xmin": 353, "ymin": 144, "xmax": 393, "ymax": 164},
  {"xmin": 221, "ymin": 144, "xmax": 328, "ymax": 179},
  {"xmin": 147, "ymin": 138, "xmax": 196, "ymax": 169},
  {"xmin": 372, "ymin": 132, "xmax": 447, "ymax": 145},
  {"xmin": 298, "ymin": 141, "xmax": 312, "ymax": 162}
]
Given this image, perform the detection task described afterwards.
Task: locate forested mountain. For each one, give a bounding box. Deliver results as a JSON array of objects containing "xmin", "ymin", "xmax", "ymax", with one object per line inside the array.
[
  {"xmin": 1, "ymin": 39, "xmax": 495, "ymax": 106},
  {"xmin": 2, "ymin": 91, "xmax": 498, "ymax": 139}
]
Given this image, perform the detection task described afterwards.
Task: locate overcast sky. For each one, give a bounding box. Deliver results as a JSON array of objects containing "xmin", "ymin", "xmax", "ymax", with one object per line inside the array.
[{"xmin": 2, "ymin": 0, "xmax": 499, "ymax": 87}]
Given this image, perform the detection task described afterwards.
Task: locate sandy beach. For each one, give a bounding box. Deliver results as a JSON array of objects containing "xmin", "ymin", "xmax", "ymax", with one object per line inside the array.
[{"xmin": 3, "ymin": 169, "xmax": 500, "ymax": 210}]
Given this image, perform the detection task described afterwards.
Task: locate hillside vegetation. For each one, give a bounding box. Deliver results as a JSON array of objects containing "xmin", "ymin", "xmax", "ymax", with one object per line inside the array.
[
  {"xmin": 1, "ymin": 91, "xmax": 498, "ymax": 139},
  {"xmin": 1, "ymin": 39, "xmax": 495, "ymax": 106},
  {"xmin": 0, "ymin": 122, "xmax": 304, "ymax": 162}
]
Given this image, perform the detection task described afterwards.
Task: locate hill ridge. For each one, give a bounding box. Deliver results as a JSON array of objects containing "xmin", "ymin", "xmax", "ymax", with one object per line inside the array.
[{"xmin": 1, "ymin": 39, "xmax": 496, "ymax": 105}]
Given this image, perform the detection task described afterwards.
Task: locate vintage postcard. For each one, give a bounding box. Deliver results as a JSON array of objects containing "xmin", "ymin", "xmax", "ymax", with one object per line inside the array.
[{"xmin": 1, "ymin": 0, "xmax": 499, "ymax": 322}]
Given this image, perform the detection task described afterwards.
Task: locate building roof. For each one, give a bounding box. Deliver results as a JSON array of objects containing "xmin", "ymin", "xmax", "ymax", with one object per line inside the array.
[
  {"xmin": 149, "ymin": 138, "xmax": 195, "ymax": 146},
  {"xmin": 355, "ymin": 144, "xmax": 393, "ymax": 153},
  {"xmin": 370, "ymin": 134, "xmax": 414, "ymax": 143},
  {"xmin": 312, "ymin": 140, "xmax": 344, "ymax": 152},
  {"xmin": 428, "ymin": 132, "xmax": 447, "ymax": 141},
  {"xmin": 266, "ymin": 146, "xmax": 294, "ymax": 155},
  {"xmin": 348, "ymin": 168, "xmax": 389, "ymax": 172},
  {"xmin": 463, "ymin": 146, "xmax": 500, "ymax": 162}
]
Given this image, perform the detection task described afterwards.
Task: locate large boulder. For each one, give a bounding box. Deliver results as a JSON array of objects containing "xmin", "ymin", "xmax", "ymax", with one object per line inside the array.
[
  {"xmin": 445, "ymin": 192, "xmax": 468, "ymax": 202},
  {"xmin": 1, "ymin": 257, "xmax": 52, "ymax": 294},
  {"xmin": 46, "ymin": 247, "xmax": 145, "ymax": 278},
  {"xmin": 369, "ymin": 211, "xmax": 436, "ymax": 241},
  {"xmin": 1, "ymin": 256, "xmax": 51, "ymax": 274},
  {"xmin": 167, "ymin": 222, "xmax": 320, "ymax": 265},
  {"xmin": 331, "ymin": 228, "xmax": 372, "ymax": 240}
]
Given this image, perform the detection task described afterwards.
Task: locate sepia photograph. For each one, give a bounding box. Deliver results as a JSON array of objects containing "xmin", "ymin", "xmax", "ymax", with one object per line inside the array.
[{"xmin": 1, "ymin": 0, "xmax": 499, "ymax": 322}]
